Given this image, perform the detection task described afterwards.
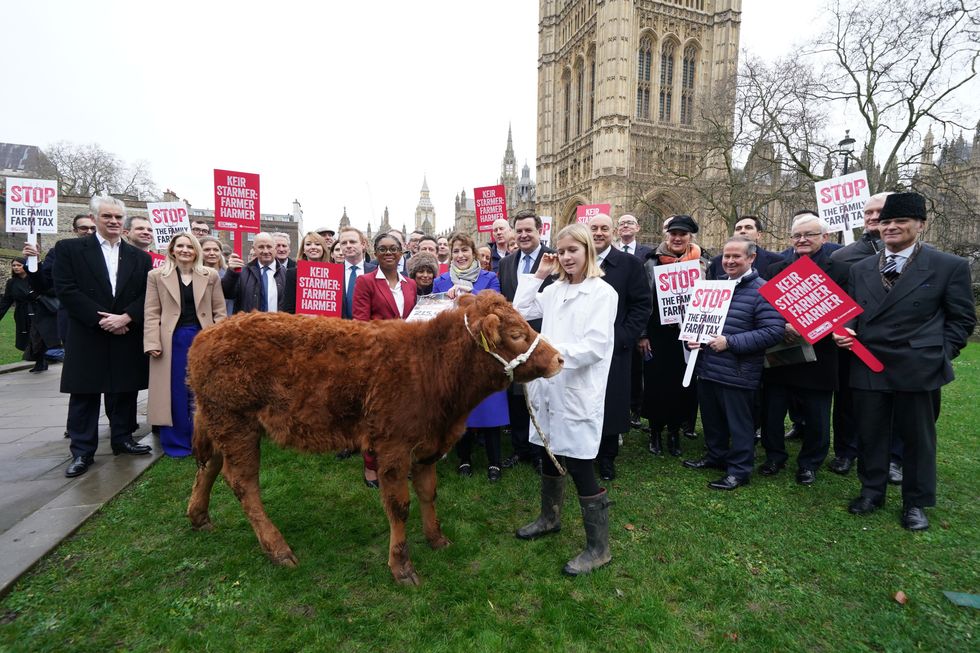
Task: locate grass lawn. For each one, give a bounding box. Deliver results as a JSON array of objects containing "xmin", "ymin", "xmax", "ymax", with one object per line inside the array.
[
  {"xmin": 0, "ymin": 315, "xmax": 22, "ymax": 365},
  {"xmin": 1, "ymin": 347, "xmax": 978, "ymax": 652}
]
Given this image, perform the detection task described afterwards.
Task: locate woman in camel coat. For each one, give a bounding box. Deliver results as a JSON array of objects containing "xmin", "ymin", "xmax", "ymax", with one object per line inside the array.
[{"xmin": 144, "ymin": 233, "xmax": 227, "ymax": 457}]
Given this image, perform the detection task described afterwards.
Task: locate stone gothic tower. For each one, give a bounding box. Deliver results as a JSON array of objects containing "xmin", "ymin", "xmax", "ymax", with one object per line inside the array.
[
  {"xmin": 415, "ymin": 176, "xmax": 436, "ymax": 232},
  {"xmin": 499, "ymin": 124, "xmax": 519, "ymax": 210},
  {"xmin": 339, "ymin": 206, "xmax": 351, "ymax": 228},
  {"xmin": 379, "ymin": 206, "xmax": 392, "ymax": 234},
  {"xmin": 921, "ymin": 127, "xmax": 935, "ymax": 167},
  {"xmin": 536, "ymin": 0, "xmax": 742, "ymax": 237}
]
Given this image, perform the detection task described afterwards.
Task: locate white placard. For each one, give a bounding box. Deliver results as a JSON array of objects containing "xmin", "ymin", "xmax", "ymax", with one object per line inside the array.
[
  {"xmin": 815, "ymin": 170, "xmax": 871, "ymax": 235},
  {"xmin": 146, "ymin": 201, "xmax": 191, "ymax": 250},
  {"xmin": 5, "ymin": 177, "xmax": 58, "ymax": 234},
  {"xmin": 654, "ymin": 260, "xmax": 702, "ymax": 325},
  {"xmin": 406, "ymin": 292, "xmax": 454, "ymax": 322},
  {"xmin": 539, "ymin": 216, "xmax": 553, "ymax": 247}
]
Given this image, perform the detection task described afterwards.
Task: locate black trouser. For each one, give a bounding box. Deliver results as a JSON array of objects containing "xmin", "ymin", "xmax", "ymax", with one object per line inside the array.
[
  {"xmin": 456, "ymin": 427, "xmax": 502, "ymax": 467},
  {"xmin": 542, "ymin": 455, "xmax": 600, "ymax": 497},
  {"xmin": 832, "ymin": 355, "xmax": 858, "ymax": 461},
  {"xmin": 854, "ymin": 390, "xmax": 938, "ymax": 507},
  {"xmin": 507, "ymin": 387, "xmax": 538, "ymax": 461},
  {"xmin": 762, "ymin": 384, "xmax": 832, "ymax": 471},
  {"xmin": 597, "ymin": 431, "xmax": 619, "ymax": 463},
  {"xmin": 67, "ymin": 391, "xmax": 139, "ymax": 459},
  {"xmin": 698, "ymin": 380, "xmax": 756, "ymax": 479},
  {"xmin": 629, "ymin": 348, "xmax": 643, "ymax": 414}
]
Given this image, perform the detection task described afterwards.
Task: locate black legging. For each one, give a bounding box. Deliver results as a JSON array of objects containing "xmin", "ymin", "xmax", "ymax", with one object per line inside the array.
[
  {"xmin": 541, "ymin": 454, "xmax": 601, "ymax": 497},
  {"xmin": 456, "ymin": 427, "xmax": 502, "ymax": 467}
]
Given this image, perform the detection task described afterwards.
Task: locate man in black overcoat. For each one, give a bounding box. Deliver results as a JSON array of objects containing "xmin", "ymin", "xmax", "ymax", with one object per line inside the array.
[
  {"xmin": 54, "ymin": 196, "xmax": 153, "ymax": 477},
  {"xmin": 590, "ymin": 214, "xmax": 652, "ymax": 480},
  {"xmin": 835, "ymin": 192, "xmax": 975, "ymax": 530},
  {"xmin": 499, "ymin": 210, "xmax": 554, "ymax": 470},
  {"xmin": 759, "ymin": 214, "xmax": 851, "ymax": 485}
]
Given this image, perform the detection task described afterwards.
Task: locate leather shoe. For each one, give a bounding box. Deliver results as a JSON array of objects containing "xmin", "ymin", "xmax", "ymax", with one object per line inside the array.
[
  {"xmin": 335, "ymin": 448, "xmax": 354, "ymax": 460},
  {"xmin": 758, "ymin": 460, "xmax": 785, "ymax": 476},
  {"xmin": 784, "ymin": 424, "xmax": 803, "ymax": 440},
  {"xmin": 457, "ymin": 463, "xmax": 473, "ymax": 477},
  {"xmin": 796, "ymin": 468, "xmax": 816, "ymax": 485},
  {"xmin": 828, "ymin": 457, "xmax": 853, "ymax": 475},
  {"xmin": 683, "ymin": 457, "xmax": 723, "ymax": 470},
  {"xmin": 629, "ymin": 413, "xmax": 642, "ymax": 429},
  {"xmin": 848, "ymin": 495, "xmax": 883, "ymax": 515},
  {"xmin": 487, "ymin": 466, "xmax": 502, "ymax": 483},
  {"xmin": 111, "ymin": 438, "xmax": 152, "ymax": 456},
  {"xmin": 708, "ymin": 475, "xmax": 749, "ymax": 490},
  {"xmin": 362, "ymin": 472, "xmax": 380, "ymax": 489},
  {"xmin": 501, "ymin": 453, "xmax": 521, "ymax": 469},
  {"xmin": 888, "ymin": 462, "xmax": 903, "ymax": 485},
  {"xmin": 901, "ymin": 505, "xmax": 929, "ymax": 531},
  {"xmin": 598, "ymin": 458, "xmax": 615, "ymax": 481},
  {"xmin": 65, "ymin": 456, "xmax": 93, "ymax": 478}
]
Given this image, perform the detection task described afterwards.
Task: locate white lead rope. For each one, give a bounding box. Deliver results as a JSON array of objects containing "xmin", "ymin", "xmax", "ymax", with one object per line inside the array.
[{"xmin": 463, "ymin": 312, "xmax": 566, "ymax": 476}]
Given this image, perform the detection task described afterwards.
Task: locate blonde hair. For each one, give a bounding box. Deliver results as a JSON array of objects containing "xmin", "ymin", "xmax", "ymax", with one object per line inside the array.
[
  {"xmin": 298, "ymin": 231, "xmax": 329, "ymax": 262},
  {"xmin": 161, "ymin": 232, "xmax": 207, "ymax": 277},
  {"xmin": 199, "ymin": 236, "xmax": 226, "ymax": 270},
  {"xmin": 555, "ymin": 223, "xmax": 604, "ymax": 282}
]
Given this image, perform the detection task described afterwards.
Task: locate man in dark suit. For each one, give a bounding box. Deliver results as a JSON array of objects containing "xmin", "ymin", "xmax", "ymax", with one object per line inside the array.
[
  {"xmin": 490, "ymin": 218, "xmax": 512, "ymax": 273},
  {"xmin": 272, "ymin": 232, "xmax": 297, "ymax": 270},
  {"xmin": 835, "ymin": 192, "xmax": 975, "ymax": 531},
  {"xmin": 759, "ymin": 214, "xmax": 851, "ymax": 485},
  {"xmin": 706, "ymin": 215, "xmax": 783, "ymax": 281},
  {"xmin": 223, "ymin": 232, "xmax": 288, "ymax": 313},
  {"xmin": 615, "ymin": 213, "xmax": 654, "ymax": 260},
  {"xmin": 337, "ymin": 227, "xmax": 377, "ymax": 319},
  {"xmin": 590, "ymin": 214, "xmax": 652, "ymax": 480},
  {"xmin": 53, "ymin": 196, "xmax": 153, "ymax": 478},
  {"xmin": 499, "ymin": 209, "xmax": 554, "ymax": 470}
]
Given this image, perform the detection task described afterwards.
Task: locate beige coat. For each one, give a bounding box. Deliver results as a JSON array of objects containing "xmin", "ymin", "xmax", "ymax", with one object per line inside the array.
[{"xmin": 144, "ymin": 267, "xmax": 227, "ymax": 426}]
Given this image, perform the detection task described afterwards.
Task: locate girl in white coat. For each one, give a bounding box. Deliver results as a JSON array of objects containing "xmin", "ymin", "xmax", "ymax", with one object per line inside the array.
[{"xmin": 513, "ymin": 223, "xmax": 617, "ymax": 575}]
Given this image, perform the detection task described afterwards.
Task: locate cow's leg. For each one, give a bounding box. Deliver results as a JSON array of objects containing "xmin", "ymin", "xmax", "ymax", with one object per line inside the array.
[
  {"xmin": 379, "ymin": 461, "xmax": 419, "ymax": 586},
  {"xmin": 222, "ymin": 441, "xmax": 298, "ymax": 567},
  {"xmin": 411, "ymin": 461, "xmax": 451, "ymax": 550},
  {"xmin": 187, "ymin": 450, "xmax": 224, "ymax": 531}
]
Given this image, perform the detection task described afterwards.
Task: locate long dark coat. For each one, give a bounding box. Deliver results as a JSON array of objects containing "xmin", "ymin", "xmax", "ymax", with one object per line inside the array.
[
  {"xmin": 599, "ymin": 247, "xmax": 652, "ymax": 435},
  {"xmin": 53, "ymin": 235, "xmax": 152, "ymax": 393},
  {"xmin": 0, "ymin": 276, "xmax": 59, "ymax": 352}
]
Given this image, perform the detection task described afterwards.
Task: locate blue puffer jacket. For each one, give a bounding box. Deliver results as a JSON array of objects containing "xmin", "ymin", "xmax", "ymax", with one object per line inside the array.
[{"xmin": 696, "ymin": 271, "xmax": 785, "ymax": 390}]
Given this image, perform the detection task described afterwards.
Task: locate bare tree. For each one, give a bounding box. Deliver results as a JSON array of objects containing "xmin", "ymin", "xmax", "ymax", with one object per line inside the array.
[{"xmin": 43, "ymin": 141, "xmax": 158, "ymax": 200}]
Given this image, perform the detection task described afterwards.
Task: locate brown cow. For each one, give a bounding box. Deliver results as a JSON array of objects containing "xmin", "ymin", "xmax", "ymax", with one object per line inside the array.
[{"xmin": 185, "ymin": 292, "xmax": 563, "ymax": 585}]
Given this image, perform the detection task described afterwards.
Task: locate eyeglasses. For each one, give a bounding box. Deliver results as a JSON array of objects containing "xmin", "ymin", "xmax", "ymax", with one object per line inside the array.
[
  {"xmin": 375, "ymin": 246, "xmax": 402, "ymax": 254},
  {"xmin": 191, "ymin": 227, "xmax": 210, "ymax": 234},
  {"xmin": 618, "ymin": 220, "xmax": 638, "ymax": 226},
  {"xmin": 74, "ymin": 226, "xmax": 97, "ymax": 233},
  {"xmin": 791, "ymin": 232, "xmax": 821, "ymax": 241}
]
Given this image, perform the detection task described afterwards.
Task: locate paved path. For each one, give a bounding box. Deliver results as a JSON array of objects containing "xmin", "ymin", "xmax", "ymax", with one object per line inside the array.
[{"xmin": 0, "ymin": 361, "xmax": 158, "ymax": 596}]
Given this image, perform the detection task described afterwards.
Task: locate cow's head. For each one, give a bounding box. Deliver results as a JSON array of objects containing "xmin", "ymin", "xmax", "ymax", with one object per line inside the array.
[{"xmin": 460, "ymin": 293, "xmax": 563, "ymax": 382}]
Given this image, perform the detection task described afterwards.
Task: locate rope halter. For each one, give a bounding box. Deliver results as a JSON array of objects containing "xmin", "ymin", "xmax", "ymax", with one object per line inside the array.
[{"xmin": 464, "ymin": 312, "xmax": 544, "ymax": 383}]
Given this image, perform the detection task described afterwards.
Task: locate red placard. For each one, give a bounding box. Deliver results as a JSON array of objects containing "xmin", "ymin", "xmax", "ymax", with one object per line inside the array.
[
  {"xmin": 213, "ymin": 169, "xmax": 260, "ymax": 233},
  {"xmin": 759, "ymin": 256, "xmax": 883, "ymax": 372},
  {"xmin": 576, "ymin": 203, "xmax": 611, "ymax": 224},
  {"xmin": 474, "ymin": 185, "xmax": 507, "ymax": 233},
  {"xmin": 149, "ymin": 252, "xmax": 167, "ymax": 269},
  {"xmin": 294, "ymin": 260, "xmax": 343, "ymax": 317}
]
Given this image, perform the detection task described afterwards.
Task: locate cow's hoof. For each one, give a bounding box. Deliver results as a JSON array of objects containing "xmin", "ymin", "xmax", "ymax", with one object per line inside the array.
[
  {"xmin": 271, "ymin": 550, "xmax": 299, "ymax": 567},
  {"xmin": 427, "ymin": 535, "xmax": 452, "ymax": 550},
  {"xmin": 188, "ymin": 515, "xmax": 213, "ymax": 531},
  {"xmin": 393, "ymin": 568, "xmax": 421, "ymax": 586}
]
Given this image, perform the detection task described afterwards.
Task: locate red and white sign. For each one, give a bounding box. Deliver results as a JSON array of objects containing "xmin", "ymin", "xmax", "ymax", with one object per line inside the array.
[
  {"xmin": 295, "ymin": 261, "xmax": 343, "ymax": 318},
  {"xmin": 214, "ymin": 169, "xmax": 260, "ymax": 232},
  {"xmin": 146, "ymin": 201, "xmax": 190, "ymax": 250},
  {"xmin": 759, "ymin": 255, "xmax": 883, "ymax": 372},
  {"xmin": 540, "ymin": 215, "xmax": 553, "ymax": 247},
  {"xmin": 678, "ymin": 280, "xmax": 737, "ymax": 344},
  {"xmin": 5, "ymin": 178, "xmax": 58, "ymax": 234},
  {"xmin": 149, "ymin": 252, "xmax": 167, "ymax": 269},
  {"xmin": 654, "ymin": 260, "xmax": 702, "ymax": 325},
  {"xmin": 576, "ymin": 203, "xmax": 611, "ymax": 224},
  {"xmin": 474, "ymin": 185, "xmax": 507, "ymax": 233},
  {"xmin": 815, "ymin": 170, "xmax": 870, "ymax": 235}
]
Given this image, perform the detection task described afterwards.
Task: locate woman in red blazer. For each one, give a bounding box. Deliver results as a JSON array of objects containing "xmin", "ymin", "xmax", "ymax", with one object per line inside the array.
[{"xmin": 352, "ymin": 233, "xmax": 417, "ymax": 487}]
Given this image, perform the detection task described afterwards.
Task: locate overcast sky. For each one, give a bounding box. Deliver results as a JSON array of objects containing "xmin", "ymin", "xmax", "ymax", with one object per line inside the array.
[{"xmin": 2, "ymin": 1, "xmax": 823, "ymax": 234}]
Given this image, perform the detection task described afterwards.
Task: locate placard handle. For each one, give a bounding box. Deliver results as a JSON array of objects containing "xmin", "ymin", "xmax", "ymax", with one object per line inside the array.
[
  {"xmin": 682, "ymin": 347, "xmax": 699, "ymax": 387},
  {"xmin": 834, "ymin": 328, "xmax": 884, "ymax": 373}
]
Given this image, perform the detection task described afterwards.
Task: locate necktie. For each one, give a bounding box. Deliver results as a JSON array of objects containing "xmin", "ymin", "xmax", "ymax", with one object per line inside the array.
[
  {"xmin": 259, "ymin": 266, "xmax": 270, "ymax": 312},
  {"xmin": 881, "ymin": 254, "xmax": 899, "ymax": 281},
  {"xmin": 522, "ymin": 255, "xmax": 532, "ymax": 274},
  {"xmin": 624, "ymin": 244, "xmax": 630, "ymax": 255},
  {"xmin": 345, "ymin": 265, "xmax": 358, "ymax": 316}
]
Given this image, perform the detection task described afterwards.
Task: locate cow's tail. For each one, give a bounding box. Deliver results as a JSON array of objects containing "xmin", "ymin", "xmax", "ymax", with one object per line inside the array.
[{"xmin": 192, "ymin": 410, "xmax": 214, "ymax": 468}]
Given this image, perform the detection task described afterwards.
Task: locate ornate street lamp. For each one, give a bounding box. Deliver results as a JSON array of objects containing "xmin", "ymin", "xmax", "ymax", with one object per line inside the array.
[{"xmin": 838, "ymin": 129, "xmax": 856, "ymax": 175}]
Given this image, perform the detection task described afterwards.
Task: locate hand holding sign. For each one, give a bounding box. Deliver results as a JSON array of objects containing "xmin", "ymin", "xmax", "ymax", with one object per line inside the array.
[
  {"xmin": 678, "ymin": 280, "xmax": 737, "ymax": 387},
  {"xmin": 759, "ymin": 256, "xmax": 883, "ymax": 372}
]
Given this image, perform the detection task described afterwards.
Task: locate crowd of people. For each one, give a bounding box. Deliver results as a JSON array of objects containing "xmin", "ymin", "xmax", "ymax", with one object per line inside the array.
[{"xmin": 14, "ymin": 190, "xmax": 975, "ymax": 575}]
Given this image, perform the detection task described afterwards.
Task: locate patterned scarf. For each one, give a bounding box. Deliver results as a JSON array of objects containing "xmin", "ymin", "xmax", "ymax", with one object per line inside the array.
[
  {"xmin": 655, "ymin": 241, "xmax": 702, "ymax": 265},
  {"xmin": 450, "ymin": 260, "xmax": 481, "ymax": 292}
]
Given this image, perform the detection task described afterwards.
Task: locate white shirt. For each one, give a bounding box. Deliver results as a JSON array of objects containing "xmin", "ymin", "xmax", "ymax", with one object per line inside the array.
[
  {"xmin": 617, "ymin": 240, "xmax": 635, "ymax": 255},
  {"xmin": 345, "ymin": 259, "xmax": 364, "ymax": 291},
  {"xmin": 513, "ymin": 275, "xmax": 618, "ymax": 459},
  {"xmin": 596, "ymin": 246, "xmax": 611, "ymax": 267},
  {"xmin": 375, "ymin": 267, "xmax": 405, "ymax": 317},
  {"xmin": 519, "ymin": 245, "xmax": 542, "ymax": 275},
  {"xmin": 259, "ymin": 261, "xmax": 278, "ymax": 313},
  {"xmin": 95, "ymin": 232, "xmax": 121, "ymax": 296},
  {"xmin": 884, "ymin": 243, "xmax": 916, "ymax": 274}
]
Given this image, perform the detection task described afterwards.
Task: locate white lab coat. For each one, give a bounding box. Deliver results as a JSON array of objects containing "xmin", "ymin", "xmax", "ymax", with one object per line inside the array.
[{"xmin": 513, "ymin": 274, "xmax": 617, "ymax": 459}]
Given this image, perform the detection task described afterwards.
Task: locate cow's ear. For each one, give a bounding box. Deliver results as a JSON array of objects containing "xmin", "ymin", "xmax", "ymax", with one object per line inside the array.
[
  {"xmin": 482, "ymin": 313, "xmax": 501, "ymax": 346},
  {"xmin": 458, "ymin": 294, "xmax": 476, "ymax": 308}
]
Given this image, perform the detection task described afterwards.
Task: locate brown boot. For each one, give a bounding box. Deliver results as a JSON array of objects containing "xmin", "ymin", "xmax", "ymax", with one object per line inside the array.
[
  {"xmin": 563, "ymin": 489, "xmax": 611, "ymax": 575},
  {"xmin": 516, "ymin": 474, "xmax": 565, "ymax": 539}
]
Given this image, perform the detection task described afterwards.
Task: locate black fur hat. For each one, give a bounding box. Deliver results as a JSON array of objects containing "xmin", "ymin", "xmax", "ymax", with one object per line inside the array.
[
  {"xmin": 879, "ymin": 192, "xmax": 927, "ymax": 221},
  {"xmin": 664, "ymin": 215, "xmax": 699, "ymax": 234}
]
